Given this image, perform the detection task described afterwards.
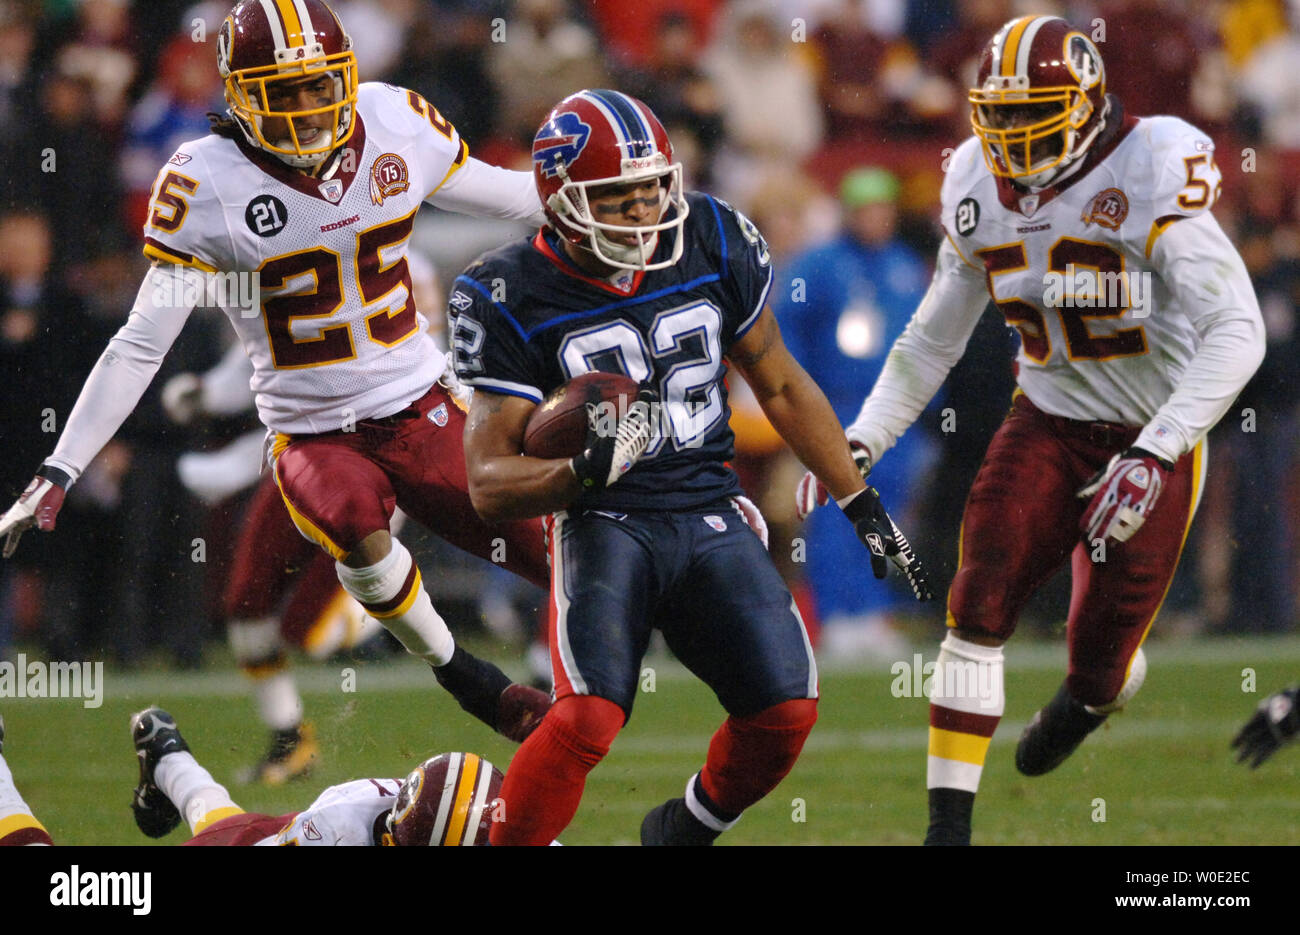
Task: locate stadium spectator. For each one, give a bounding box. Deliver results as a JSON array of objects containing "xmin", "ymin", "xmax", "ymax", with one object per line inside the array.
[
  {"xmin": 781, "ymin": 167, "xmax": 930, "ymax": 656},
  {"xmin": 703, "ymin": 0, "xmax": 823, "ymax": 202},
  {"xmin": 487, "ymin": 0, "xmax": 609, "ymax": 146}
]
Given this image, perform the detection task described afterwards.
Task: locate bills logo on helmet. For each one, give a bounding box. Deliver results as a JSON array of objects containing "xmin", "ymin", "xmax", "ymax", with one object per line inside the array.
[
  {"xmin": 1065, "ymin": 33, "xmax": 1103, "ymax": 90},
  {"xmin": 533, "ymin": 112, "xmax": 592, "ymax": 179}
]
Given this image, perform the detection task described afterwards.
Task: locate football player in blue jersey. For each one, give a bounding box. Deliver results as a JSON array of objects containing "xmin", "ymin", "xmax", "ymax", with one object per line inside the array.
[{"xmin": 452, "ymin": 89, "xmax": 931, "ymax": 845}]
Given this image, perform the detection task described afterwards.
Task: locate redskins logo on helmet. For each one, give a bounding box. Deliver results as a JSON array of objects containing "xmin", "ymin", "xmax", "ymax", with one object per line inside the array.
[
  {"xmin": 969, "ymin": 16, "xmax": 1109, "ymax": 188},
  {"xmin": 381, "ymin": 752, "xmax": 503, "ymax": 846},
  {"xmin": 217, "ymin": 0, "xmax": 359, "ymax": 169},
  {"xmin": 533, "ymin": 89, "xmax": 690, "ymax": 272}
]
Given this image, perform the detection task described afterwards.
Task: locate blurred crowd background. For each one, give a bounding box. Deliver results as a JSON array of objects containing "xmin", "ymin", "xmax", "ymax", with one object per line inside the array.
[{"xmin": 1, "ymin": 0, "xmax": 1298, "ymax": 668}]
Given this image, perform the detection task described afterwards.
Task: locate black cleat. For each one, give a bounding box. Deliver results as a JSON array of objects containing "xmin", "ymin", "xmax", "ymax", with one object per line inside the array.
[
  {"xmin": 130, "ymin": 707, "xmax": 190, "ymax": 838},
  {"xmin": 240, "ymin": 722, "xmax": 319, "ymax": 786},
  {"xmin": 1015, "ymin": 683, "xmax": 1107, "ymax": 776},
  {"xmin": 923, "ymin": 787, "xmax": 974, "ymax": 845},
  {"xmin": 640, "ymin": 797, "xmax": 719, "ymax": 846}
]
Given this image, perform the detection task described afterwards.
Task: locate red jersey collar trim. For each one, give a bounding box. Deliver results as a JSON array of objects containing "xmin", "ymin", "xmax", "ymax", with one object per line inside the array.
[
  {"xmin": 531, "ymin": 229, "xmax": 646, "ymax": 296},
  {"xmin": 234, "ymin": 114, "xmax": 368, "ymax": 203},
  {"xmin": 995, "ymin": 99, "xmax": 1138, "ymax": 215}
]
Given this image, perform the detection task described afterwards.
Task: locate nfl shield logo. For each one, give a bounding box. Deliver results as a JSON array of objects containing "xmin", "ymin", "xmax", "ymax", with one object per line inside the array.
[
  {"xmin": 429, "ymin": 403, "xmax": 448, "ymax": 427},
  {"xmin": 319, "ymin": 179, "xmax": 344, "ymax": 203},
  {"xmin": 704, "ymin": 515, "xmax": 727, "ymax": 532}
]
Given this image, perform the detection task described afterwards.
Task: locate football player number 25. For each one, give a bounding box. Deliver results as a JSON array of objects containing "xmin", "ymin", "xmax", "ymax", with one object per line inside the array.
[
  {"xmin": 976, "ymin": 238, "xmax": 1147, "ymax": 363},
  {"xmin": 557, "ymin": 301, "xmax": 724, "ymax": 455},
  {"xmin": 258, "ymin": 212, "xmax": 420, "ymax": 369}
]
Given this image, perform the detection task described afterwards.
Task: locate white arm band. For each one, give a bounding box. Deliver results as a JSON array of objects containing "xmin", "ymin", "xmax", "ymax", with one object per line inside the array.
[
  {"xmin": 428, "ymin": 157, "xmax": 547, "ymax": 226},
  {"xmin": 1134, "ymin": 212, "xmax": 1266, "ymax": 461},
  {"xmin": 45, "ymin": 265, "xmax": 198, "ymax": 480},
  {"xmin": 846, "ymin": 237, "xmax": 990, "ymax": 464}
]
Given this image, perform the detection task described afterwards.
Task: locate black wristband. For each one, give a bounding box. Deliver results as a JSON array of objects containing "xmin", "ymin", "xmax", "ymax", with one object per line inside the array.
[{"xmin": 36, "ymin": 464, "xmax": 73, "ymax": 490}]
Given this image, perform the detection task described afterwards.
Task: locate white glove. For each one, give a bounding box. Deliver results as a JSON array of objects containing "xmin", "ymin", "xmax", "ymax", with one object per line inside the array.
[{"xmin": 161, "ymin": 372, "xmax": 204, "ymax": 425}]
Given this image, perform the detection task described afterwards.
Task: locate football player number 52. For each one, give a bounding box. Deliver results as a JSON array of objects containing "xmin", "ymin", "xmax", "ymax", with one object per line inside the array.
[
  {"xmin": 977, "ymin": 238, "xmax": 1147, "ymax": 363},
  {"xmin": 259, "ymin": 212, "xmax": 421, "ymax": 369}
]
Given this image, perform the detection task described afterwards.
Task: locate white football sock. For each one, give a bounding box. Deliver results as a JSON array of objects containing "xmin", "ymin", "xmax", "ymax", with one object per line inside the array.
[
  {"xmin": 336, "ymin": 539, "xmax": 454, "ymax": 665},
  {"xmin": 153, "ymin": 752, "xmax": 240, "ymax": 834},
  {"xmin": 254, "ymin": 671, "xmax": 304, "ymax": 732},
  {"xmin": 927, "ymin": 632, "xmax": 1005, "ymax": 793},
  {"xmin": 0, "ymin": 753, "xmax": 36, "ymax": 822}
]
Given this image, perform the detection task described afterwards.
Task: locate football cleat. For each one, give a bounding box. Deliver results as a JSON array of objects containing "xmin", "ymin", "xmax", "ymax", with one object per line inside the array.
[
  {"xmin": 640, "ymin": 797, "xmax": 719, "ymax": 846},
  {"xmin": 244, "ymin": 722, "xmax": 319, "ymax": 786},
  {"xmin": 130, "ymin": 707, "xmax": 190, "ymax": 838},
  {"xmin": 1014, "ymin": 683, "xmax": 1107, "ymax": 776},
  {"xmin": 382, "ymin": 752, "xmax": 504, "ymax": 846}
]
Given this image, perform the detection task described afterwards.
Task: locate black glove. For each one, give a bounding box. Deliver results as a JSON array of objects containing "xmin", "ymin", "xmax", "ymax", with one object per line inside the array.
[
  {"xmin": 840, "ymin": 486, "xmax": 934, "ymax": 601},
  {"xmin": 570, "ymin": 387, "xmax": 658, "ymax": 491},
  {"xmin": 1233, "ymin": 686, "xmax": 1300, "ymax": 769}
]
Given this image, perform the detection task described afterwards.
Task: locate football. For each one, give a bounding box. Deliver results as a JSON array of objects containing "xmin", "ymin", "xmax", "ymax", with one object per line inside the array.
[{"xmin": 522, "ymin": 371, "xmax": 641, "ymax": 459}]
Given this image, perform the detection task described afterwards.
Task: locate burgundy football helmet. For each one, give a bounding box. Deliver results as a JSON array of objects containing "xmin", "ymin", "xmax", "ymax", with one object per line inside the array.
[
  {"xmin": 382, "ymin": 753, "xmax": 503, "ymax": 846},
  {"xmin": 532, "ymin": 89, "xmax": 689, "ymax": 271},
  {"xmin": 216, "ymin": 0, "xmax": 358, "ymax": 168},
  {"xmin": 969, "ymin": 15, "xmax": 1109, "ymax": 187}
]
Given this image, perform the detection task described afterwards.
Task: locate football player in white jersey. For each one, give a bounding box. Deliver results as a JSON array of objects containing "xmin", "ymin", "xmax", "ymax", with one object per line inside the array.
[
  {"xmin": 121, "ymin": 706, "xmax": 507, "ymax": 846},
  {"xmin": 797, "ymin": 15, "xmax": 1265, "ymax": 844},
  {"xmin": 0, "ymin": 0, "xmax": 553, "ymax": 747}
]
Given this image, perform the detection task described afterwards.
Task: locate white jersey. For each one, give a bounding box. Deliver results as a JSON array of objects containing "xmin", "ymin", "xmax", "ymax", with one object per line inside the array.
[
  {"xmin": 144, "ymin": 82, "xmax": 463, "ymax": 434},
  {"xmin": 849, "ymin": 110, "xmax": 1264, "ymax": 465},
  {"xmin": 45, "ymin": 84, "xmax": 543, "ymax": 481},
  {"xmin": 257, "ymin": 778, "xmax": 401, "ymax": 846}
]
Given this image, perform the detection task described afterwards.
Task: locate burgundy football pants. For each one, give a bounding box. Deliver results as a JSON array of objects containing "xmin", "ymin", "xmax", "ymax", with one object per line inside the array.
[{"xmin": 947, "ymin": 394, "xmax": 1204, "ymax": 706}]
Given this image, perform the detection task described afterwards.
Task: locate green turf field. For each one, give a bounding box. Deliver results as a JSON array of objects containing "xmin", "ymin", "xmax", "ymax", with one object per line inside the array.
[{"xmin": 4, "ymin": 633, "xmax": 1299, "ymax": 845}]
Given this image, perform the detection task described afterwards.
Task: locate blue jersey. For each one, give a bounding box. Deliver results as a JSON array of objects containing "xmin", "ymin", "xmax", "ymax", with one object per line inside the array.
[{"xmin": 451, "ymin": 192, "xmax": 774, "ymax": 512}]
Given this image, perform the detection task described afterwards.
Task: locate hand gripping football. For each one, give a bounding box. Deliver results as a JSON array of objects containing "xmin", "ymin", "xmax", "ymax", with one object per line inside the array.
[{"xmin": 523, "ymin": 371, "xmax": 642, "ymax": 459}]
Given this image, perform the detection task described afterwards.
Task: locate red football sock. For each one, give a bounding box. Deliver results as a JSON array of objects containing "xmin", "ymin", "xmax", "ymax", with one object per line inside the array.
[
  {"xmin": 699, "ymin": 698, "xmax": 818, "ymax": 818},
  {"xmin": 490, "ymin": 695, "xmax": 623, "ymax": 846}
]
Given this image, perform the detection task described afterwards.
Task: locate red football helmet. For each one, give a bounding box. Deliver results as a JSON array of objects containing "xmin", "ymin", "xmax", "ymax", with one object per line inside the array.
[
  {"xmin": 969, "ymin": 15, "xmax": 1109, "ymax": 187},
  {"xmin": 381, "ymin": 753, "xmax": 503, "ymax": 846},
  {"xmin": 533, "ymin": 89, "xmax": 689, "ymax": 271},
  {"xmin": 216, "ymin": 0, "xmax": 358, "ymax": 168}
]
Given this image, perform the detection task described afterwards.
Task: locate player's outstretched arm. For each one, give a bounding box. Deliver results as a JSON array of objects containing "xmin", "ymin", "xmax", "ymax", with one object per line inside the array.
[
  {"xmin": 0, "ymin": 263, "xmax": 198, "ymax": 556},
  {"xmin": 730, "ymin": 307, "xmax": 932, "ymax": 598},
  {"xmin": 731, "ymin": 307, "xmax": 868, "ymax": 503},
  {"xmin": 462, "ymin": 390, "xmax": 586, "ymax": 523}
]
